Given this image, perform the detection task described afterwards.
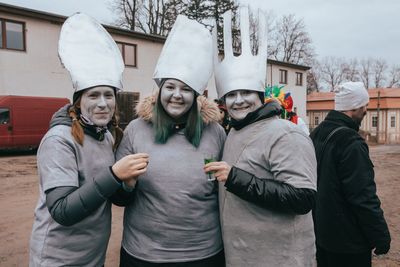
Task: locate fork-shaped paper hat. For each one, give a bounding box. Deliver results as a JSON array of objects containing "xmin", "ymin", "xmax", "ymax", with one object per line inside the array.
[{"xmin": 214, "ymin": 8, "xmax": 268, "ymax": 99}]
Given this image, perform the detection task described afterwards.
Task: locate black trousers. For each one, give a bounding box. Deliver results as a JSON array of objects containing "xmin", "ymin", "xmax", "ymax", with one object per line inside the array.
[
  {"xmin": 316, "ymin": 245, "xmax": 371, "ymax": 267},
  {"xmin": 120, "ymin": 247, "xmax": 225, "ymax": 267}
]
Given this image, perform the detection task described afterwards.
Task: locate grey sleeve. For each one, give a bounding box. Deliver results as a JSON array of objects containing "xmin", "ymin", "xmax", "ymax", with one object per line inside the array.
[
  {"xmin": 45, "ymin": 167, "xmax": 121, "ymax": 226},
  {"xmin": 116, "ymin": 122, "xmax": 135, "ymax": 160},
  {"xmin": 268, "ymin": 131, "xmax": 317, "ymax": 190}
]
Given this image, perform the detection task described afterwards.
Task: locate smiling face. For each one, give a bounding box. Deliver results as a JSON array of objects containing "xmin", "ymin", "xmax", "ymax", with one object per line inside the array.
[
  {"xmin": 79, "ymin": 86, "xmax": 116, "ymax": 126},
  {"xmin": 225, "ymin": 90, "xmax": 263, "ymax": 121},
  {"xmin": 160, "ymin": 79, "xmax": 195, "ymax": 120}
]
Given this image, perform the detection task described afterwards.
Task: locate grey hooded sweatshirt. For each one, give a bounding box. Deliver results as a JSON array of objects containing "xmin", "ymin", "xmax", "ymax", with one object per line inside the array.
[{"xmin": 29, "ymin": 105, "xmax": 121, "ymax": 267}]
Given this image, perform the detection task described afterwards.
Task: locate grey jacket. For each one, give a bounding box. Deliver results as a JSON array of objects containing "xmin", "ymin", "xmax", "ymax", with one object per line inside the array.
[{"xmin": 221, "ymin": 115, "xmax": 317, "ymax": 267}]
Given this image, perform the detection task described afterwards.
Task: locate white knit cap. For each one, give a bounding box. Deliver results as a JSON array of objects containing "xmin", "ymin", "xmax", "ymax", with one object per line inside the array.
[
  {"xmin": 58, "ymin": 13, "xmax": 124, "ymax": 93},
  {"xmin": 153, "ymin": 15, "xmax": 213, "ymax": 95},
  {"xmin": 334, "ymin": 82, "xmax": 369, "ymax": 111},
  {"xmin": 214, "ymin": 8, "xmax": 268, "ymax": 99}
]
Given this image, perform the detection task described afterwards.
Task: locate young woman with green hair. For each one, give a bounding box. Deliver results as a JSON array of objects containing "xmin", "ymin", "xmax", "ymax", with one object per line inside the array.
[{"xmin": 115, "ymin": 15, "xmax": 226, "ymax": 267}]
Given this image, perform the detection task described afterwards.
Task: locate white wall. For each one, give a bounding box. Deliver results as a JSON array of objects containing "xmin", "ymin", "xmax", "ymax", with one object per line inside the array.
[
  {"xmin": 0, "ymin": 11, "xmax": 164, "ymax": 102},
  {"xmin": 1, "ymin": 10, "xmax": 308, "ymax": 117},
  {"xmin": 267, "ymin": 63, "xmax": 308, "ymax": 120}
]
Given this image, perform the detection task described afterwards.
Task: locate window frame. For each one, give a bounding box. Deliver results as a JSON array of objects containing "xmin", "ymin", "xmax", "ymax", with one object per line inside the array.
[
  {"xmin": 295, "ymin": 72, "xmax": 303, "ymax": 86},
  {"xmin": 314, "ymin": 116, "xmax": 319, "ymax": 126},
  {"xmin": 372, "ymin": 116, "xmax": 378, "ymax": 128},
  {"xmin": 0, "ymin": 18, "xmax": 26, "ymax": 51},
  {"xmin": 279, "ymin": 69, "xmax": 288, "ymax": 84},
  {"xmin": 116, "ymin": 41, "xmax": 137, "ymax": 68},
  {"xmin": 390, "ymin": 116, "xmax": 396, "ymax": 128}
]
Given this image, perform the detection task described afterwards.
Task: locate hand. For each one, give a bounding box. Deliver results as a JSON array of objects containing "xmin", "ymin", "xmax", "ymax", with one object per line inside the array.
[
  {"xmin": 112, "ymin": 153, "xmax": 149, "ymax": 181},
  {"xmin": 204, "ymin": 161, "xmax": 231, "ymax": 182},
  {"xmin": 374, "ymin": 243, "xmax": 390, "ymax": 255}
]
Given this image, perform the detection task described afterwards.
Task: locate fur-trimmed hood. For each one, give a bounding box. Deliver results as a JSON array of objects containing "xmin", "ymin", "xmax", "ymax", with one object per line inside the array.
[{"xmin": 135, "ymin": 91, "xmax": 223, "ymax": 124}]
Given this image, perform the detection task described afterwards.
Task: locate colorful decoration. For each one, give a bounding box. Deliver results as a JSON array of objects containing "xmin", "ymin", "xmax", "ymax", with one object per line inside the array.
[{"xmin": 265, "ymin": 85, "xmax": 298, "ymax": 124}]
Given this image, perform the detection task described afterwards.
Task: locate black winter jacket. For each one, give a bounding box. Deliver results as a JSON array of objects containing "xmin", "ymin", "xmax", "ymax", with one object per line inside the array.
[{"xmin": 310, "ymin": 110, "xmax": 391, "ymax": 253}]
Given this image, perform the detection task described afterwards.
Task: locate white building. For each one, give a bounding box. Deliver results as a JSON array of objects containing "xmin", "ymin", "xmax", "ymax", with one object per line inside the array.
[{"xmin": 0, "ymin": 3, "xmax": 310, "ymax": 119}]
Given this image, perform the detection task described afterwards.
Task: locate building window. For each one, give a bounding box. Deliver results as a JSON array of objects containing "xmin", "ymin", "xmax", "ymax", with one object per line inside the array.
[
  {"xmin": 372, "ymin": 116, "xmax": 378, "ymax": 127},
  {"xmin": 391, "ymin": 116, "xmax": 396, "ymax": 127},
  {"xmin": 296, "ymin": 72, "xmax": 303, "ymax": 86},
  {"xmin": 279, "ymin": 69, "xmax": 288, "ymax": 84},
  {"xmin": 314, "ymin": 116, "xmax": 319, "ymax": 126},
  {"xmin": 117, "ymin": 42, "xmax": 137, "ymax": 67},
  {"xmin": 0, "ymin": 18, "xmax": 25, "ymax": 51}
]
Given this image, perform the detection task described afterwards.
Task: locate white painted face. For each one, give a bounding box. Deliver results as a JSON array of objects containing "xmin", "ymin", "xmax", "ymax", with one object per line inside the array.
[
  {"xmin": 225, "ymin": 90, "xmax": 263, "ymax": 121},
  {"xmin": 160, "ymin": 79, "xmax": 195, "ymax": 119},
  {"xmin": 79, "ymin": 86, "xmax": 116, "ymax": 126}
]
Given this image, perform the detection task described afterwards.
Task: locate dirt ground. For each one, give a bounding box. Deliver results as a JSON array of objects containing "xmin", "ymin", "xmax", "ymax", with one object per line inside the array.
[{"xmin": 0, "ymin": 145, "xmax": 399, "ymax": 267}]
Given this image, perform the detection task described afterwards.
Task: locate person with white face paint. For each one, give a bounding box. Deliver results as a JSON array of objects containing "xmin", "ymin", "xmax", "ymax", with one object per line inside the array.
[
  {"xmin": 115, "ymin": 15, "xmax": 226, "ymax": 267},
  {"xmin": 29, "ymin": 14, "xmax": 148, "ymax": 267},
  {"xmin": 203, "ymin": 9, "xmax": 318, "ymax": 266}
]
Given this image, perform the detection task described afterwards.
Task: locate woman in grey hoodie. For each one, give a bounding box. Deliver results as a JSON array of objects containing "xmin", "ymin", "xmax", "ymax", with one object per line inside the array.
[
  {"xmin": 115, "ymin": 15, "xmax": 226, "ymax": 267},
  {"xmin": 29, "ymin": 13, "xmax": 148, "ymax": 267}
]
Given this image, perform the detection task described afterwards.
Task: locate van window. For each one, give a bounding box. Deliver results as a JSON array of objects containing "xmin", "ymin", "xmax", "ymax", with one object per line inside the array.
[{"xmin": 0, "ymin": 108, "xmax": 10, "ymax": 124}]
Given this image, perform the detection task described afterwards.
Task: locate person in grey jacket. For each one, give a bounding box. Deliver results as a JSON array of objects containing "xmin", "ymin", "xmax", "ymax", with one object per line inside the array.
[
  {"xmin": 115, "ymin": 15, "xmax": 226, "ymax": 267},
  {"xmin": 29, "ymin": 14, "xmax": 148, "ymax": 267},
  {"xmin": 204, "ymin": 9, "xmax": 317, "ymax": 267}
]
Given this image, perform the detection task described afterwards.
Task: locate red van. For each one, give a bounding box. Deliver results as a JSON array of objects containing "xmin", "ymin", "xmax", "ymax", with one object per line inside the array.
[{"xmin": 0, "ymin": 95, "xmax": 70, "ymax": 150}]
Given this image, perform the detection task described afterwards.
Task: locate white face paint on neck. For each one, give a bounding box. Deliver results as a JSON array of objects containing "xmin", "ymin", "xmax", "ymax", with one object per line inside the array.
[
  {"xmin": 160, "ymin": 79, "xmax": 195, "ymax": 120},
  {"xmin": 225, "ymin": 90, "xmax": 263, "ymax": 121},
  {"xmin": 79, "ymin": 86, "xmax": 116, "ymax": 126}
]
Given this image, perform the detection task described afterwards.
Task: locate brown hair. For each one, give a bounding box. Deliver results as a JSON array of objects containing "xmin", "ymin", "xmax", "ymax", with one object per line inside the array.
[{"xmin": 68, "ymin": 95, "xmax": 123, "ymax": 151}]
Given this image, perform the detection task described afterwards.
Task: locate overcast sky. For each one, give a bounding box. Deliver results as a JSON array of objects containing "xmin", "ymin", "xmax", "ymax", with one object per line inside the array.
[{"xmin": 2, "ymin": 0, "xmax": 400, "ymax": 66}]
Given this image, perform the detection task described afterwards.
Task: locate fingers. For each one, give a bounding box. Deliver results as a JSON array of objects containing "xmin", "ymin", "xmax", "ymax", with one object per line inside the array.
[
  {"xmin": 204, "ymin": 161, "xmax": 231, "ymax": 183},
  {"xmin": 204, "ymin": 161, "xmax": 230, "ymax": 173},
  {"xmin": 113, "ymin": 153, "xmax": 150, "ymax": 180}
]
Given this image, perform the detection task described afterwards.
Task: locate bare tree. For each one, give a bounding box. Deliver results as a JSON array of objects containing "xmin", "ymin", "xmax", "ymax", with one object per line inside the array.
[
  {"xmin": 306, "ymin": 59, "xmax": 322, "ymax": 93},
  {"xmin": 163, "ymin": 0, "xmax": 186, "ymax": 33},
  {"xmin": 359, "ymin": 58, "xmax": 373, "ymax": 89},
  {"xmin": 111, "ymin": 0, "xmax": 171, "ymax": 35},
  {"xmin": 319, "ymin": 57, "xmax": 347, "ymax": 91},
  {"xmin": 110, "ymin": 0, "xmax": 142, "ymax": 30},
  {"xmin": 387, "ymin": 64, "xmax": 400, "ymax": 88},
  {"xmin": 307, "ymin": 59, "xmax": 323, "ymax": 94},
  {"xmin": 372, "ymin": 58, "xmax": 388, "ymax": 88},
  {"xmin": 342, "ymin": 58, "xmax": 359, "ymax": 82},
  {"xmin": 268, "ymin": 14, "xmax": 314, "ymax": 65},
  {"xmin": 136, "ymin": 0, "xmax": 168, "ymax": 35}
]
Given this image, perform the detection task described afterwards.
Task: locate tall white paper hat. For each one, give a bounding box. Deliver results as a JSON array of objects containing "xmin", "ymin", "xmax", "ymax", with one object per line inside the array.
[
  {"xmin": 214, "ymin": 8, "xmax": 268, "ymax": 99},
  {"xmin": 58, "ymin": 13, "xmax": 124, "ymax": 93},
  {"xmin": 153, "ymin": 15, "xmax": 213, "ymax": 95}
]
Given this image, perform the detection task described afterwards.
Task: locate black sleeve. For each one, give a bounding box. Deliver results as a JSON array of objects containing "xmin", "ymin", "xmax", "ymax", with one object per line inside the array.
[
  {"xmin": 339, "ymin": 141, "xmax": 391, "ymax": 249},
  {"xmin": 225, "ymin": 166, "xmax": 316, "ymax": 215},
  {"xmin": 45, "ymin": 167, "xmax": 121, "ymax": 226},
  {"xmin": 108, "ymin": 166, "xmax": 136, "ymax": 206},
  {"xmin": 109, "ymin": 186, "xmax": 136, "ymax": 206}
]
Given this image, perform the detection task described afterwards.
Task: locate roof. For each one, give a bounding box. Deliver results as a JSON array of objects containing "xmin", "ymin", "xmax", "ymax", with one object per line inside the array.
[
  {"xmin": 1, "ymin": 3, "xmax": 312, "ymax": 70},
  {"xmin": 0, "ymin": 2, "xmax": 166, "ymax": 43},
  {"xmin": 307, "ymin": 88, "xmax": 400, "ymax": 111},
  {"xmin": 267, "ymin": 59, "xmax": 311, "ymax": 71}
]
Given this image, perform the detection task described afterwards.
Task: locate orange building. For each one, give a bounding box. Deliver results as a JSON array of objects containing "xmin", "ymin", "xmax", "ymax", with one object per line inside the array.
[{"xmin": 307, "ymin": 88, "xmax": 400, "ymax": 144}]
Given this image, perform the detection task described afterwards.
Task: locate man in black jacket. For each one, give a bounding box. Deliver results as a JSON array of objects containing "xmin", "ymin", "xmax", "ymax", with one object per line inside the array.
[{"xmin": 310, "ymin": 81, "xmax": 391, "ymax": 267}]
